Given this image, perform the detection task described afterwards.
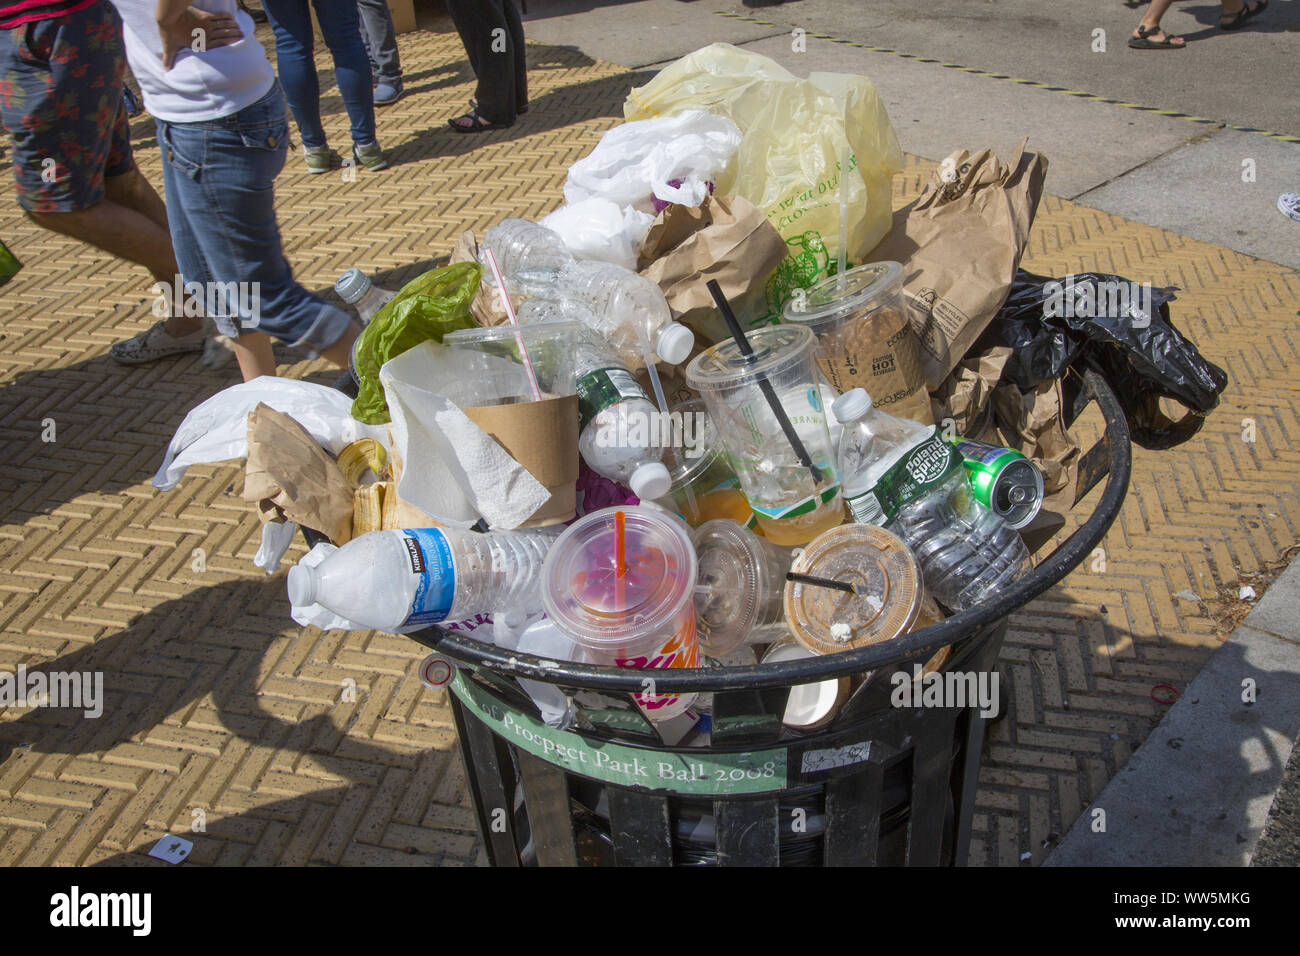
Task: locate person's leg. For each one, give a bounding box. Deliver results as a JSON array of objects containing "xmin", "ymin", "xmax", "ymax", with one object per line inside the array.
[
  {"xmin": 445, "ymin": 0, "xmax": 516, "ymax": 126},
  {"xmin": 356, "ymin": 0, "xmax": 401, "ymax": 84},
  {"xmin": 504, "ymin": 0, "xmax": 527, "ymax": 113},
  {"xmin": 260, "ymin": 0, "xmax": 328, "ymax": 148},
  {"xmin": 1219, "ymin": 0, "xmax": 1266, "ymax": 28},
  {"xmin": 1132, "ymin": 0, "xmax": 1186, "ymax": 46},
  {"xmin": 309, "ymin": 0, "xmax": 377, "ymax": 148},
  {"xmin": 162, "ymin": 85, "xmax": 358, "ymax": 382}
]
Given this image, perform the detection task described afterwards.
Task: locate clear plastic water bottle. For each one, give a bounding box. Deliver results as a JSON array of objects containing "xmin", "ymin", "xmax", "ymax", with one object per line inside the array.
[
  {"xmin": 521, "ymin": 260, "xmax": 694, "ymax": 368},
  {"xmin": 286, "ymin": 526, "xmax": 562, "ymax": 631},
  {"xmin": 481, "ymin": 218, "xmax": 575, "ymax": 290},
  {"xmin": 571, "ymin": 335, "xmax": 672, "ymax": 499},
  {"xmin": 888, "ymin": 476, "xmax": 1031, "ymax": 612},
  {"xmin": 335, "ymin": 268, "xmax": 398, "ymax": 324},
  {"xmin": 831, "ymin": 388, "xmax": 1030, "ymax": 611}
]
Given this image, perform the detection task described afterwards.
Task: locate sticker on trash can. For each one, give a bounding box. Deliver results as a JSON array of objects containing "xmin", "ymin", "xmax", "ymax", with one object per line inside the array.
[{"xmin": 451, "ymin": 673, "xmax": 787, "ymax": 794}]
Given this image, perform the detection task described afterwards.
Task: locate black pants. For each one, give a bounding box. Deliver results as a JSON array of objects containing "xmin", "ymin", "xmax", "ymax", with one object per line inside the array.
[{"xmin": 445, "ymin": 0, "xmax": 527, "ymax": 123}]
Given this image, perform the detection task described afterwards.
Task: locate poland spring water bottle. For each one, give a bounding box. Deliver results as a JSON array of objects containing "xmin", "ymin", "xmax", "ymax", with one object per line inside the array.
[
  {"xmin": 572, "ymin": 336, "xmax": 672, "ymax": 499},
  {"xmin": 831, "ymin": 388, "xmax": 1031, "ymax": 611}
]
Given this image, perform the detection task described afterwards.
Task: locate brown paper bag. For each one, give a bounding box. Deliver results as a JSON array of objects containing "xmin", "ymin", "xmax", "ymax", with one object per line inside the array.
[
  {"xmin": 243, "ymin": 404, "xmax": 354, "ymax": 544},
  {"xmin": 450, "ymin": 229, "xmax": 510, "ymax": 328},
  {"xmin": 991, "ymin": 379, "xmax": 1081, "ymax": 497},
  {"xmin": 930, "ymin": 345, "xmax": 1011, "ymax": 441},
  {"xmin": 638, "ymin": 195, "xmax": 789, "ymax": 344},
  {"xmin": 464, "ymin": 394, "xmax": 580, "ymax": 527},
  {"xmin": 868, "ymin": 140, "xmax": 1047, "ymax": 388}
]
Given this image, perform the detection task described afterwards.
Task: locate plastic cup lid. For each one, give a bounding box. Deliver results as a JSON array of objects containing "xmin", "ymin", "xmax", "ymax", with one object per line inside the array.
[
  {"xmin": 691, "ymin": 520, "xmax": 765, "ymax": 655},
  {"xmin": 685, "ymin": 325, "xmax": 815, "ymax": 392},
  {"xmin": 541, "ymin": 506, "xmax": 696, "ymax": 648},
  {"xmin": 662, "ymin": 400, "xmax": 722, "ymax": 485},
  {"xmin": 783, "ymin": 523, "xmax": 924, "ymax": 655},
  {"xmin": 782, "ymin": 261, "xmax": 905, "ymax": 330}
]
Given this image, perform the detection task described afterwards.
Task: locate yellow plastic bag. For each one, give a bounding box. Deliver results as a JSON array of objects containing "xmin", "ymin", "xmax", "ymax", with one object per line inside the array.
[{"xmin": 625, "ymin": 44, "xmax": 904, "ymax": 327}]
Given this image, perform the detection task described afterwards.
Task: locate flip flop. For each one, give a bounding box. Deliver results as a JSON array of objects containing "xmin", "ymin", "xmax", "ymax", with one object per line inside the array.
[
  {"xmin": 448, "ymin": 107, "xmax": 513, "ymax": 133},
  {"xmin": 1128, "ymin": 25, "xmax": 1186, "ymax": 49},
  {"xmin": 1221, "ymin": 0, "xmax": 1267, "ymax": 30}
]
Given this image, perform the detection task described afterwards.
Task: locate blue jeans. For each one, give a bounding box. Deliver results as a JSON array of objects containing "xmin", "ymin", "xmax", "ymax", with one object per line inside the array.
[
  {"xmin": 262, "ymin": 0, "xmax": 376, "ymax": 149},
  {"xmin": 156, "ymin": 83, "xmax": 352, "ymax": 351},
  {"xmin": 357, "ymin": 0, "xmax": 401, "ymax": 83}
]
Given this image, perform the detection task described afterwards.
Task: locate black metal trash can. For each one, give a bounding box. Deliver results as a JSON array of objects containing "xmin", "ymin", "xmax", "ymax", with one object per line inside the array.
[{"xmin": 409, "ymin": 368, "xmax": 1132, "ymax": 866}]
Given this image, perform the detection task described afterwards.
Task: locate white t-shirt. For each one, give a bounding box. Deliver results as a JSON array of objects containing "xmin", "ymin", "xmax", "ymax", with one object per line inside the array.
[{"xmin": 109, "ymin": 0, "xmax": 275, "ymax": 123}]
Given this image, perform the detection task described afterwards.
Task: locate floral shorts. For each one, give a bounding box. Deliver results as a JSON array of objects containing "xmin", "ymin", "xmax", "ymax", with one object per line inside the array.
[{"xmin": 0, "ymin": 2, "xmax": 135, "ymax": 212}]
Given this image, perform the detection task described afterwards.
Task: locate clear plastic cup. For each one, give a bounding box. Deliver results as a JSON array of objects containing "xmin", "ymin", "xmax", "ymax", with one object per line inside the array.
[
  {"xmin": 691, "ymin": 520, "xmax": 791, "ymax": 656},
  {"xmin": 685, "ymin": 325, "xmax": 843, "ymax": 546},
  {"xmin": 660, "ymin": 400, "xmax": 753, "ymax": 528},
  {"xmin": 443, "ymin": 320, "xmax": 584, "ymax": 404},
  {"xmin": 782, "ymin": 261, "xmax": 907, "ymax": 388},
  {"xmin": 783, "ymin": 523, "xmax": 943, "ymax": 656},
  {"xmin": 541, "ymin": 506, "xmax": 700, "ymax": 720}
]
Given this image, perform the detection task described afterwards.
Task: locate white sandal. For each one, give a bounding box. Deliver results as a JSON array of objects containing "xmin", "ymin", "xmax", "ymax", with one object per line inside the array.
[{"xmin": 109, "ymin": 321, "xmax": 207, "ymax": 365}]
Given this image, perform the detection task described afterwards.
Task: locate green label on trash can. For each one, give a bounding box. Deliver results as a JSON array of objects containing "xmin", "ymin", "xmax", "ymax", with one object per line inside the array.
[{"xmin": 451, "ymin": 673, "xmax": 788, "ymax": 795}]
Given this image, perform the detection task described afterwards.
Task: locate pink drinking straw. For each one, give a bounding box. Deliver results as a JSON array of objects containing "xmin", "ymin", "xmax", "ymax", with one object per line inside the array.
[{"xmin": 482, "ymin": 246, "xmax": 543, "ymax": 402}]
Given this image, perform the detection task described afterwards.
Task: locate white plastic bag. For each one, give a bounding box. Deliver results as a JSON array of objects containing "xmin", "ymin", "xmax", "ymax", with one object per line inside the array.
[
  {"xmin": 563, "ymin": 109, "xmax": 742, "ymax": 215},
  {"xmin": 154, "ymin": 376, "xmax": 387, "ymax": 491},
  {"xmin": 540, "ymin": 198, "xmax": 655, "ymax": 272}
]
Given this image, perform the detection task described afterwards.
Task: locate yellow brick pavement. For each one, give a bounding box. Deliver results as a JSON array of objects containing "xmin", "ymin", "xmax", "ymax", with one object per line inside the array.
[{"xmin": 1, "ymin": 19, "xmax": 1298, "ymax": 867}]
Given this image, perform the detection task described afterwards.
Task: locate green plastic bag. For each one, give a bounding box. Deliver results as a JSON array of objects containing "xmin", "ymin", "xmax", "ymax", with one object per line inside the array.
[{"xmin": 351, "ymin": 261, "xmax": 482, "ymax": 424}]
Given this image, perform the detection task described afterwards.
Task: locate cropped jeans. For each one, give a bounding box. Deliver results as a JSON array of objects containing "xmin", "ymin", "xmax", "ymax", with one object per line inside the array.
[{"xmin": 155, "ymin": 82, "xmax": 352, "ymax": 350}]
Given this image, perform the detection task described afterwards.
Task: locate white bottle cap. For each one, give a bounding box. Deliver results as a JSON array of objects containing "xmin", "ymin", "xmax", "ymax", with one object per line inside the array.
[
  {"xmin": 655, "ymin": 323, "xmax": 695, "ymax": 365},
  {"xmin": 629, "ymin": 461, "xmax": 672, "ymax": 501},
  {"xmin": 286, "ymin": 564, "xmax": 317, "ymax": 608},
  {"xmin": 832, "ymin": 387, "xmax": 873, "ymax": 424}
]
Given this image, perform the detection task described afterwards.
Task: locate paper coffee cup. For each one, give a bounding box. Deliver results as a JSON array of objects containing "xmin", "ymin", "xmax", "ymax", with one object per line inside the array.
[{"xmin": 465, "ymin": 394, "xmax": 580, "ymax": 526}]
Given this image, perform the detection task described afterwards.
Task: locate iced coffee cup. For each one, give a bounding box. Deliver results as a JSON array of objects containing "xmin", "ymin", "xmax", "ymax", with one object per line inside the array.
[
  {"xmin": 541, "ymin": 506, "xmax": 700, "ymax": 720},
  {"xmin": 691, "ymin": 520, "xmax": 790, "ymax": 656},
  {"xmin": 784, "ymin": 523, "xmax": 944, "ymax": 656},
  {"xmin": 783, "ymin": 261, "xmax": 933, "ymax": 426},
  {"xmin": 685, "ymin": 325, "xmax": 843, "ymax": 546}
]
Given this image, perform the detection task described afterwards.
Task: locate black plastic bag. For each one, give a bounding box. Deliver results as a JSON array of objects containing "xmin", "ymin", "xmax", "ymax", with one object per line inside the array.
[{"xmin": 977, "ymin": 270, "xmax": 1228, "ymax": 449}]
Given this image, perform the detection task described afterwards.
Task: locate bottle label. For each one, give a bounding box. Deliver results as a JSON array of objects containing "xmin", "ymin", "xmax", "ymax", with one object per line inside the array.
[
  {"xmin": 400, "ymin": 528, "xmax": 456, "ymax": 628},
  {"xmin": 954, "ymin": 438, "xmax": 1016, "ymax": 466},
  {"xmin": 861, "ymin": 431, "xmax": 964, "ymax": 523},
  {"xmin": 748, "ymin": 484, "xmax": 841, "ymax": 520},
  {"xmin": 844, "ymin": 489, "xmax": 886, "ymax": 525},
  {"xmin": 576, "ymin": 367, "xmax": 648, "ymax": 431}
]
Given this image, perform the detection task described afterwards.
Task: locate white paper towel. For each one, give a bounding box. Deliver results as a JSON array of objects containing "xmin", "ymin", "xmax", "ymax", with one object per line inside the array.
[{"xmin": 379, "ymin": 342, "xmax": 553, "ymax": 529}]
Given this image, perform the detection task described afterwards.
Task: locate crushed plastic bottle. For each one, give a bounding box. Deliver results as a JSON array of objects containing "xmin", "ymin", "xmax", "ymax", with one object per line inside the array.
[{"xmin": 832, "ymin": 388, "xmax": 1031, "ymax": 611}]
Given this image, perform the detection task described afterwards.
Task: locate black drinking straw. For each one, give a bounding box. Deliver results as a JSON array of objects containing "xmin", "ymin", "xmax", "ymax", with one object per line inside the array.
[
  {"xmin": 786, "ymin": 571, "xmax": 858, "ymax": 595},
  {"xmin": 706, "ymin": 280, "xmax": 824, "ymax": 485}
]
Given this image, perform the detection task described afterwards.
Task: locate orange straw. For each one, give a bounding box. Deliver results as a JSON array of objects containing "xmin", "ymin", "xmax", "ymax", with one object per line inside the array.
[{"xmin": 614, "ymin": 510, "xmax": 627, "ymax": 612}]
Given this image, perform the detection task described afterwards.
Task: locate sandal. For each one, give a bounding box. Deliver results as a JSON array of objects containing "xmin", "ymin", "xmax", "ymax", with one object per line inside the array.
[
  {"xmin": 1128, "ymin": 25, "xmax": 1186, "ymax": 49},
  {"xmin": 469, "ymin": 97, "xmax": 529, "ymax": 116},
  {"xmin": 1221, "ymin": 0, "xmax": 1266, "ymax": 30},
  {"xmin": 448, "ymin": 107, "xmax": 513, "ymax": 133}
]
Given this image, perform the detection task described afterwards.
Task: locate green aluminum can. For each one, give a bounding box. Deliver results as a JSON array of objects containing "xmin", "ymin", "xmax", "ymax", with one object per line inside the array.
[{"xmin": 953, "ymin": 439, "xmax": 1044, "ymax": 530}]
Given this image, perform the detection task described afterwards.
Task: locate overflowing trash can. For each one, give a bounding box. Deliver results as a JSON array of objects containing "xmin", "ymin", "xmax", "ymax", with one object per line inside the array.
[{"xmin": 410, "ymin": 369, "xmax": 1130, "ymax": 867}]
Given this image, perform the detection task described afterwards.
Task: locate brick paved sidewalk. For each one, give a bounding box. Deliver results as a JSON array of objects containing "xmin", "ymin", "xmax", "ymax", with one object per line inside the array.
[{"xmin": 1, "ymin": 21, "xmax": 1297, "ymax": 866}]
